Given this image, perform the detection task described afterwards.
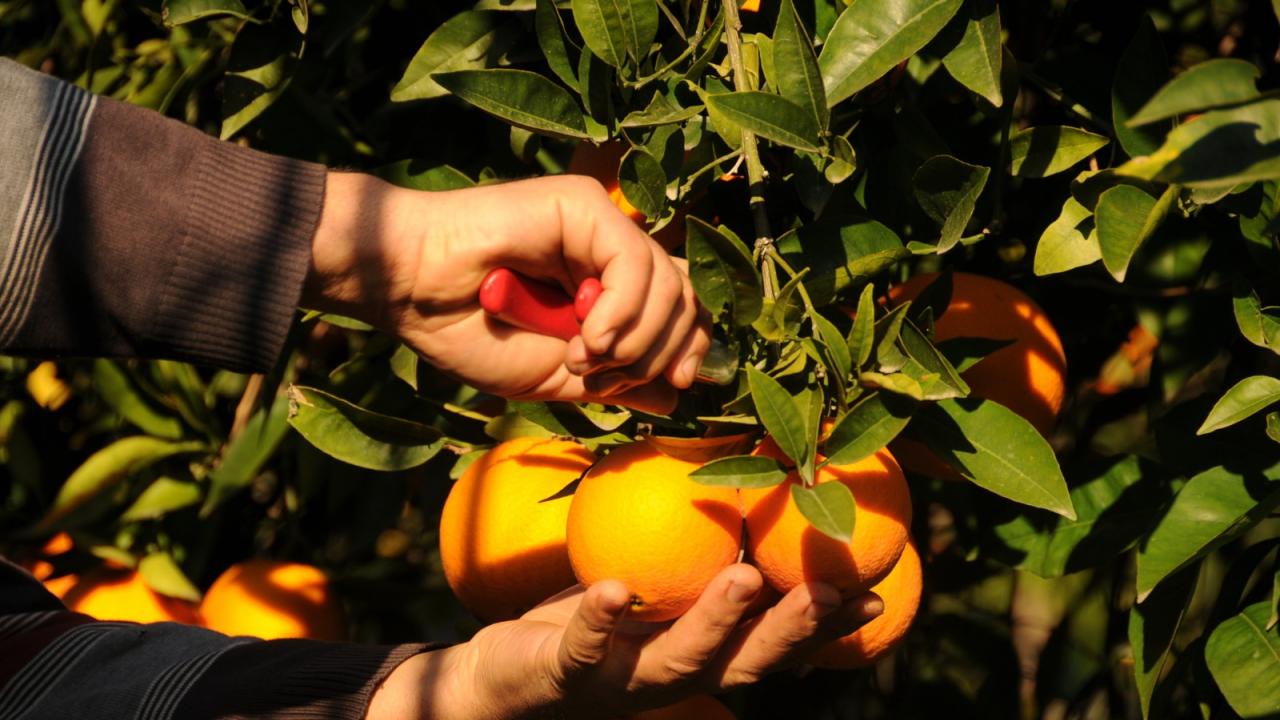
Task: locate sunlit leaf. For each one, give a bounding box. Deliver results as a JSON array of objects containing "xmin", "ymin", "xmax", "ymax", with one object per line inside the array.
[
  {"xmin": 434, "ymin": 69, "xmax": 589, "ymax": 139},
  {"xmin": 619, "ymin": 146, "xmax": 667, "ymax": 218},
  {"xmin": 685, "ymin": 217, "xmax": 763, "ymax": 327},
  {"xmin": 1095, "ymin": 184, "xmax": 1176, "ymax": 282},
  {"xmin": 823, "ymin": 392, "xmax": 916, "ymax": 466},
  {"xmin": 819, "ymin": 0, "xmax": 963, "ymax": 106},
  {"xmin": 1205, "ymin": 602, "xmax": 1280, "ymax": 718},
  {"xmin": 939, "ymin": 0, "xmax": 1002, "ymax": 107},
  {"xmin": 1008, "ymin": 126, "xmax": 1109, "ymax": 178},
  {"xmin": 747, "ymin": 366, "xmax": 808, "ymax": 469},
  {"xmin": 138, "ymin": 551, "xmax": 201, "ymax": 602},
  {"xmin": 1117, "ymin": 99, "xmax": 1280, "ymax": 189},
  {"xmin": 1197, "ymin": 375, "xmax": 1280, "ymax": 435},
  {"xmin": 690, "ymin": 455, "xmax": 790, "ymax": 488},
  {"xmin": 791, "ymin": 481, "xmax": 855, "ymax": 543},
  {"xmin": 288, "ymin": 386, "xmax": 443, "ymax": 471},
  {"xmin": 220, "ymin": 17, "xmax": 303, "ymax": 139},
  {"xmin": 773, "ymin": 0, "xmax": 828, "ymax": 131},
  {"xmin": 121, "ymin": 477, "xmax": 201, "ymax": 521},
  {"xmin": 704, "ymin": 91, "xmax": 822, "ymax": 152},
  {"xmin": 203, "ymin": 392, "xmax": 292, "ymax": 514},
  {"xmin": 571, "ymin": 0, "xmax": 658, "ymax": 69},
  {"xmin": 1034, "ymin": 195, "xmax": 1100, "ymax": 276},
  {"xmin": 162, "ymin": 0, "xmax": 249, "ymax": 26},
  {"xmin": 1128, "ymin": 59, "xmax": 1261, "ymax": 127}
]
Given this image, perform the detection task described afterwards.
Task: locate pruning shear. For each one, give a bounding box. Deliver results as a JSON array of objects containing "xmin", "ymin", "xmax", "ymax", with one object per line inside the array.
[{"xmin": 479, "ymin": 268, "xmax": 738, "ymax": 386}]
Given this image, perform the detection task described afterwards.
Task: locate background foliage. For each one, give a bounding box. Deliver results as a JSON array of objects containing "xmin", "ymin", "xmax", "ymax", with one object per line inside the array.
[{"xmin": 1, "ymin": 0, "xmax": 1279, "ymax": 718}]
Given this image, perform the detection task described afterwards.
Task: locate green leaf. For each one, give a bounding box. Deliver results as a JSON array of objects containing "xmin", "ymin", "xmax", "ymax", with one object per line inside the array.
[
  {"xmin": 847, "ymin": 284, "xmax": 876, "ymax": 368},
  {"xmin": 1136, "ymin": 462, "xmax": 1280, "ymax": 601},
  {"xmin": 618, "ymin": 147, "xmax": 667, "ymax": 218},
  {"xmin": 773, "ymin": 0, "xmax": 828, "ymax": 131},
  {"xmin": 824, "ymin": 392, "xmax": 916, "ymax": 466},
  {"xmin": 797, "ymin": 383, "xmax": 825, "ymax": 483},
  {"xmin": 704, "ymin": 91, "xmax": 822, "ymax": 152},
  {"xmin": 571, "ymin": 0, "xmax": 658, "ymax": 68},
  {"xmin": 220, "ymin": 17, "xmax": 303, "ymax": 140},
  {"xmin": 619, "ymin": 93, "xmax": 704, "ymax": 127},
  {"xmin": 690, "ymin": 455, "xmax": 790, "ymax": 488},
  {"xmin": 1129, "ymin": 566, "xmax": 1198, "ymax": 719},
  {"xmin": 1117, "ymin": 99, "xmax": 1280, "ymax": 189},
  {"xmin": 1111, "ymin": 16, "xmax": 1169, "ymax": 157},
  {"xmin": 1128, "ymin": 59, "xmax": 1262, "ymax": 127},
  {"xmin": 911, "ymin": 399, "xmax": 1075, "ymax": 519},
  {"xmin": 747, "ymin": 366, "xmax": 809, "ymax": 468},
  {"xmin": 873, "ymin": 302, "xmax": 911, "ymax": 372},
  {"xmin": 287, "ymin": 386, "xmax": 444, "ymax": 471},
  {"xmin": 991, "ymin": 455, "xmax": 1171, "ymax": 577},
  {"xmin": 912, "ymin": 154, "xmax": 990, "ymax": 253},
  {"xmin": 936, "ymin": 336, "xmax": 1014, "ymax": 373},
  {"xmin": 120, "ymin": 477, "xmax": 201, "ymax": 521},
  {"xmin": 434, "ymin": 69, "xmax": 589, "ymax": 139},
  {"xmin": 161, "ymin": 0, "xmax": 249, "ymax": 26},
  {"xmin": 1008, "ymin": 126, "xmax": 1109, "ymax": 178},
  {"xmin": 898, "ymin": 319, "xmax": 969, "ymax": 398},
  {"xmin": 1233, "ymin": 284, "xmax": 1280, "ymax": 355},
  {"xmin": 685, "ymin": 217, "xmax": 763, "ymax": 327},
  {"xmin": 37, "ymin": 437, "xmax": 207, "ymax": 531},
  {"xmin": 780, "ymin": 217, "xmax": 908, "ymax": 306},
  {"xmin": 392, "ymin": 11, "xmax": 511, "ymax": 102},
  {"xmin": 791, "ymin": 481, "xmax": 856, "ymax": 543},
  {"xmin": 138, "ymin": 551, "xmax": 201, "ymax": 602},
  {"xmin": 939, "ymin": 0, "xmax": 1002, "ymax": 107},
  {"xmin": 376, "ymin": 162, "xmax": 475, "ymax": 191},
  {"xmin": 819, "ymin": 0, "xmax": 963, "ymax": 106},
  {"xmin": 1205, "ymin": 602, "xmax": 1280, "ymax": 719},
  {"xmin": 202, "ymin": 392, "xmax": 292, "ymax": 514},
  {"xmin": 92, "ymin": 360, "xmax": 184, "ymax": 439},
  {"xmin": 1034, "ymin": 195, "xmax": 1100, "ymax": 276},
  {"xmin": 1197, "ymin": 375, "xmax": 1280, "ymax": 435},
  {"xmin": 535, "ymin": 0, "xmax": 579, "ymax": 91},
  {"xmin": 862, "ymin": 373, "xmax": 924, "ymax": 404},
  {"xmin": 812, "ymin": 312, "xmax": 853, "ymax": 381},
  {"xmin": 1095, "ymin": 184, "xmax": 1176, "ymax": 282}
]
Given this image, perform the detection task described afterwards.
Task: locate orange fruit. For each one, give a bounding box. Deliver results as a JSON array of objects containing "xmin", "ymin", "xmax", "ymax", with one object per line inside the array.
[
  {"xmin": 888, "ymin": 272, "xmax": 1066, "ymax": 434},
  {"xmin": 740, "ymin": 0, "xmax": 761, "ymax": 11},
  {"xmin": 887, "ymin": 272, "xmax": 1066, "ymax": 479},
  {"xmin": 629, "ymin": 695, "xmax": 737, "ymax": 720},
  {"xmin": 743, "ymin": 439, "xmax": 911, "ymax": 598},
  {"xmin": 809, "ymin": 540, "xmax": 923, "ymax": 669},
  {"xmin": 567, "ymin": 442, "xmax": 742, "ymax": 622},
  {"xmin": 568, "ymin": 140, "xmax": 685, "ymax": 250},
  {"xmin": 63, "ymin": 569, "xmax": 201, "ymax": 624},
  {"xmin": 201, "ymin": 559, "xmax": 345, "ymax": 641},
  {"xmin": 25, "ymin": 533, "xmax": 77, "ymax": 598},
  {"xmin": 439, "ymin": 436, "xmax": 595, "ymax": 621}
]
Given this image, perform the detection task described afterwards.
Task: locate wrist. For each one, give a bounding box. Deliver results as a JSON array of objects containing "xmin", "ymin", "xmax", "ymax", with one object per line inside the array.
[
  {"xmin": 303, "ymin": 171, "xmax": 418, "ymax": 328},
  {"xmin": 366, "ymin": 644, "xmax": 477, "ymax": 720}
]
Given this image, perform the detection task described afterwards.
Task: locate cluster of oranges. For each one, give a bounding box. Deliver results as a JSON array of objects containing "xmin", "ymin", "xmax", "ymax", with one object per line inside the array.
[
  {"xmin": 440, "ymin": 271, "xmax": 1066, "ymax": 717},
  {"xmin": 29, "ymin": 539, "xmax": 345, "ymax": 642}
]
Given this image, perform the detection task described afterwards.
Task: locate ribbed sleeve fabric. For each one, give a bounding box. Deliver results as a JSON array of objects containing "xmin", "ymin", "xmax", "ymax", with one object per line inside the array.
[
  {"xmin": 0, "ymin": 559, "xmax": 436, "ymax": 719},
  {"xmin": 0, "ymin": 59, "xmax": 325, "ymax": 373},
  {"xmin": 173, "ymin": 640, "xmax": 432, "ymax": 719}
]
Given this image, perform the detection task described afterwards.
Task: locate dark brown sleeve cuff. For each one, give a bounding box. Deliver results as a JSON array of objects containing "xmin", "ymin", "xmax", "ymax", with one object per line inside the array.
[{"xmin": 174, "ymin": 639, "xmax": 433, "ymax": 719}]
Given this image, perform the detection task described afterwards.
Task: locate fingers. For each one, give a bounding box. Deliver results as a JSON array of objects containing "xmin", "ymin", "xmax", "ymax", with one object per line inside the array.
[
  {"xmin": 555, "ymin": 580, "xmax": 631, "ymax": 678},
  {"xmin": 555, "ymin": 181, "xmax": 706, "ymax": 390},
  {"xmin": 637, "ymin": 565, "xmax": 763, "ymax": 684},
  {"xmin": 704, "ymin": 585, "xmax": 884, "ymax": 689}
]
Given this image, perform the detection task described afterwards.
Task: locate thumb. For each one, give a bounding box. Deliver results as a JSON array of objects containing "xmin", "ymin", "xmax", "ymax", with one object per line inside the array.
[{"xmin": 556, "ymin": 580, "xmax": 630, "ymax": 677}]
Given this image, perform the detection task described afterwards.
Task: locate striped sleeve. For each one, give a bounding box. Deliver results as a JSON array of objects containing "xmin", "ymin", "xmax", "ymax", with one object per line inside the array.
[
  {"xmin": 0, "ymin": 559, "xmax": 433, "ymax": 719},
  {"xmin": 0, "ymin": 58, "xmax": 325, "ymax": 373}
]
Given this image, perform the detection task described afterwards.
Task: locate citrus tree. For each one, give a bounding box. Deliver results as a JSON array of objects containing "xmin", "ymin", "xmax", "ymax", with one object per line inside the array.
[{"xmin": 2, "ymin": 0, "xmax": 1279, "ymax": 717}]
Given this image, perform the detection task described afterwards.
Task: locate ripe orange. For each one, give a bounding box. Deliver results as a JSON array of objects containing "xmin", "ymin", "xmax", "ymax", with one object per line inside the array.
[
  {"xmin": 439, "ymin": 436, "xmax": 595, "ymax": 621},
  {"xmin": 568, "ymin": 140, "xmax": 685, "ymax": 250},
  {"xmin": 629, "ymin": 695, "xmax": 737, "ymax": 720},
  {"xmin": 809, "ymin": 540, "xmax": 923, "ymax": 669},
  {"xmin": 888, "ymin": 272, "xmax": 1067, "ymax": 435},
  {"xmin": 743, "ymin": 439, "xmax": 911, "ymax": 598},
  {"xmin": 739, "ymin": 0, "xmax": 761, "ymax": 11},
  {"xmin": 567, "ymin": 442, "xmax": 742, "ymax": 622},
  {"xmin": 887, "ymin": 273, "xmax": 1066, "ymax": 480},
  {"xmin": 27, "ymin": 532, "xmax": 77, "ymax": 598},
  {"xmin": 63, "ymin": 569, "xmax": 202, "ymax": 624},
  {"xmin": 201, "ymin": 559, "xmax": 345, "ymax": 641}
]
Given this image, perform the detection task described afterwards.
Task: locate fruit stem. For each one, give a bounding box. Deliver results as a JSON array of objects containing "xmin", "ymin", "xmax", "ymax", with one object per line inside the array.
[{"xmin": 721, "ymin": 0, "xmax": 775, "ymax": 299}]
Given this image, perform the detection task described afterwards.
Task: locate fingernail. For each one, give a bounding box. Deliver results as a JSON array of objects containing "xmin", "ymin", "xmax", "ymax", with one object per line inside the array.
[
  {"xmin": 679, "ymin": 355, "xmax": 702, "ymax": 386},
  {"xmin": 806, "ymin": 598, "xmax": 841, "ymax": 621},
  {"xmin": 727, "ymin": 580, "xmax": 758, "ymax": 604},
  {"xmin": 861, "ymin": 596, "xmax": 885, "ymax": 619}
]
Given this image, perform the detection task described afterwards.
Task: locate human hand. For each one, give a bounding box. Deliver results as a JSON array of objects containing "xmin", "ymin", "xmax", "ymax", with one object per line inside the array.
[
  {"xmin": 304, "ymin": 172, "xmax": 711, "ymax": 414},
  {"xmin": 367, "ymin": 564, "xmax": 882, "ymax": 719}
]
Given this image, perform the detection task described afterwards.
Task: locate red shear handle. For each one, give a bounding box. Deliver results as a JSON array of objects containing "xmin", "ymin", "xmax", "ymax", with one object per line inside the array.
[{"xmin": 478, "ymin": 268, "xmax": 582, "ymax": 341}]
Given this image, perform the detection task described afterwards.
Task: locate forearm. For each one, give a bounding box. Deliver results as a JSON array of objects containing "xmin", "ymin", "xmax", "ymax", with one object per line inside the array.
[{"xmin": 0, "ymin": 58, "xmax": 322, "ymax": 372}]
